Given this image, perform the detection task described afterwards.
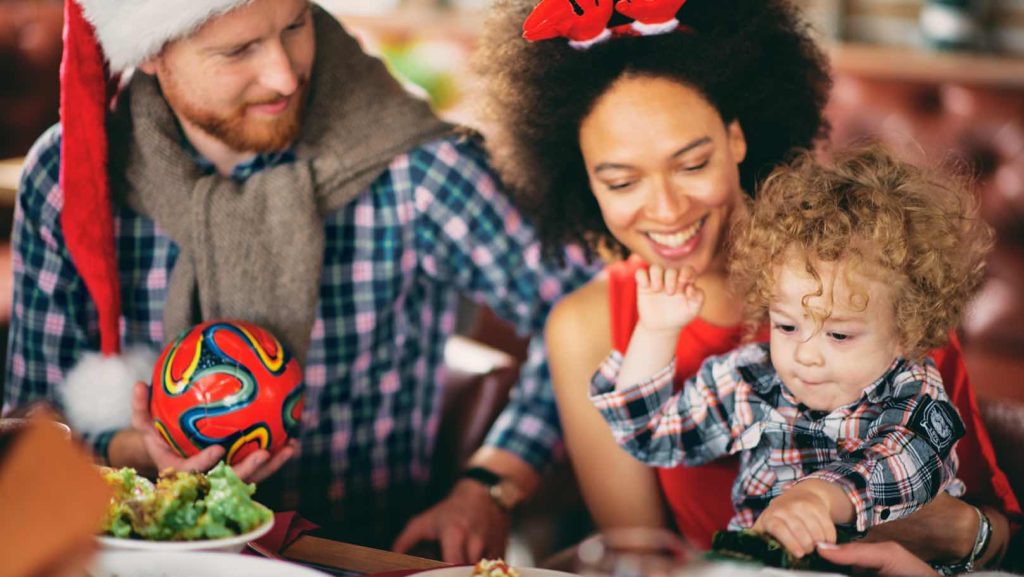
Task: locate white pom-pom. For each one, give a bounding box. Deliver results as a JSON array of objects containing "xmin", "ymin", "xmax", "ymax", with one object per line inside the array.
[{"xmin": 60, "ymin": 346, "xmax": 159, "ymax": 435}]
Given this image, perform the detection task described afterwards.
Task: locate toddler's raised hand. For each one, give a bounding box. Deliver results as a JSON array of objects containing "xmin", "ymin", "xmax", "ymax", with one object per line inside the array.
[{"xmin": 635, "ymin": 265, "xmax": 704, "ymax": 333}]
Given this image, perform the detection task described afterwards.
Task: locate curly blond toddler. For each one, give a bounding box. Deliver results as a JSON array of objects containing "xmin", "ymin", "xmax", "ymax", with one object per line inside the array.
[{"xmin": 589, "ymin": 144, "xmax": 992, "ymax": 557}]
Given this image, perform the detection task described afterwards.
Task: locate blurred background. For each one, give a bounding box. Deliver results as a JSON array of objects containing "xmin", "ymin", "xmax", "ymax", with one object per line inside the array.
[{"xmin": 1, "ymin": 0, "xmax": 1022, "ymax": 566}]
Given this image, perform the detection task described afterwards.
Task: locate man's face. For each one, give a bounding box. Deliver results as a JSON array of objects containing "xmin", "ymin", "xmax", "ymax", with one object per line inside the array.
[{"xmin": 141, "ymin": 0, "xmax": 315, "ymax": 153}]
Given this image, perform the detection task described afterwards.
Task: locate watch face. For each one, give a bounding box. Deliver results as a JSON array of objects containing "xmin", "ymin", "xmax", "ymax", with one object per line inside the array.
[{"xmin": 490, "ymin": 480, "xmax": 524, "ymax": 510}]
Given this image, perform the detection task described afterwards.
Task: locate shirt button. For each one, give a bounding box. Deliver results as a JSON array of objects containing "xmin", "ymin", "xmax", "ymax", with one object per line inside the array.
[{"xmin": 880, "ymin": 508, "xmax": 891, "ymax": 520}]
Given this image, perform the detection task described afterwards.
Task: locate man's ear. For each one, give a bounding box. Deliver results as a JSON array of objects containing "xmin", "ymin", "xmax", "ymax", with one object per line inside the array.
[
  {"xmin": 137, "ymin": 54, "xmax": 160, "ymax": 75},
  {"xmin": 728, "ymin": 120, "xmax": 747, "ymax": 165}
]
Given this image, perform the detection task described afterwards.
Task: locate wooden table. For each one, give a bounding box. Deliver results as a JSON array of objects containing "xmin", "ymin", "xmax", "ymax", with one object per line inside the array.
[{"xmin": 281, "ymin": 536, "xmax": 450, "ymax": 575}]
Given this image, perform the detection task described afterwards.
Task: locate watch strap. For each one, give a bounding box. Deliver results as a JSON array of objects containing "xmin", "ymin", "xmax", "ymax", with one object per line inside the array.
[
  {"xmin": 462, "ymin": 466, "xmax": 502, "ymax": 487},
  {"xmin": 461, "ymin": 466, "xmax": 518, "ymax": 512}
]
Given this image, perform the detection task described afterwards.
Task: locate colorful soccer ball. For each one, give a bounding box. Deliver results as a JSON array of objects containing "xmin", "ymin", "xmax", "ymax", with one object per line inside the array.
[{"xmin": 150, "ymin": 320, "xmax": 304, "ymax": 465}]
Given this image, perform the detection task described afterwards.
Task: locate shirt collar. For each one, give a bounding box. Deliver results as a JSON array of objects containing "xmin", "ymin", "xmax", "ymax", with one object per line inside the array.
[
  {"xmin": 180, "ymin": 135, "xmax": 296, "ymax": 182},
  {"xmin": 861, "ymin": 356, "xmax": 907, "ymax": 404}
]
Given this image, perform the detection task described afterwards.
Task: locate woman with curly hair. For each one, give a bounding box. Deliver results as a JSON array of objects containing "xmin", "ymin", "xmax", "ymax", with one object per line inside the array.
[
  {"xmin": 590, "ymin": 145, "xmax": 991, "ymax": 559},
  {"xmin": 475, "ymin": 0, "xmax": 1018, "ymax": 570}
]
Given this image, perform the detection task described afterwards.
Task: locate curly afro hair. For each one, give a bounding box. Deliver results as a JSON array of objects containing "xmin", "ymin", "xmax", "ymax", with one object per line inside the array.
[
  {"xmin": 476, "ymin": 0, "xmax": 832, "ymax": 260},
  {"xmin": 729, "ymin": 144, "xmax": 993, "ymax": 360}
]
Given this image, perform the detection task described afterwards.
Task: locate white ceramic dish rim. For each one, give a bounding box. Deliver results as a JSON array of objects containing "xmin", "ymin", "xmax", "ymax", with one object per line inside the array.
[
  {"xmin": 97, "ymin": 516, "xmax": 273, "ymax": 551},
  {"xmin": 92, "ymin": 550, "xmax": 333, "ymax": 577}
]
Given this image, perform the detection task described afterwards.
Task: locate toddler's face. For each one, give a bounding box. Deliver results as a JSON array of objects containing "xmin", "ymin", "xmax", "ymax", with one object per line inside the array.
[{"xmin": 768, "ymin": 256, "xmax": 904, "ymax": 412}]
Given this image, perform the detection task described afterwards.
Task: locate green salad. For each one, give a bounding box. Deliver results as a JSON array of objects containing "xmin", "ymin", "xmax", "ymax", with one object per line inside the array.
[{"xmin": 100, "ymin": 461, "xmax": 272, "ymax": 540}]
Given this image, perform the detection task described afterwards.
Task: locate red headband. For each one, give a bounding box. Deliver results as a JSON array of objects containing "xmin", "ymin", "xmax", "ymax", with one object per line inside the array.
[{"xmin": 522, "ymin": 0, "xmax": 689, "ymax": 49}]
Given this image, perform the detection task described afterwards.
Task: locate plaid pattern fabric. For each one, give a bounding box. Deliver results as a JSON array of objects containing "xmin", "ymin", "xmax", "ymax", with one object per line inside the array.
[
  {"xmin": 591, "ymin": 342, "xmax": 965, "ymax": 532},
  {"xmin": 5, "ymin": 125, "xmax": 596, "ymax": 544}
]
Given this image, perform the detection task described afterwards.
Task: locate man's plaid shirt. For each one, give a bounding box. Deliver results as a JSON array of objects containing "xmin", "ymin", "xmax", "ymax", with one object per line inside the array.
[
  {"xmin": 590, "ymin": 342, "xmax": 966, "ymax": 532},
  {"xmin": 5, "ymin": 125, "xmax": 595, "ymax": 543}
]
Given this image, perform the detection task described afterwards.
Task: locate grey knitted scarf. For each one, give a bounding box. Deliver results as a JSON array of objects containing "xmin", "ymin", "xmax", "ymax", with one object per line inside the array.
[{"xmin": 113, "ymin": 5, "xmax": 451, "ymax": 364}]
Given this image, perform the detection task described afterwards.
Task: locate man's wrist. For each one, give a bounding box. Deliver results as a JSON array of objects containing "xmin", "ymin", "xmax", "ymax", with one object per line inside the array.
[
  {"xmin": 466, "ymin": 446, "xmax": 542, "ymax": 496},
  {"xmin": 461, "ymin": 466, "xmax": 525, "ymax": 512}
]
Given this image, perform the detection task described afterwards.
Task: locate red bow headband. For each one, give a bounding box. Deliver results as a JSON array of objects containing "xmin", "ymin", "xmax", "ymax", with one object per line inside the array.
[{"xmin": 523, "ymin": 0, "xmax": 689, "ymax": 50}]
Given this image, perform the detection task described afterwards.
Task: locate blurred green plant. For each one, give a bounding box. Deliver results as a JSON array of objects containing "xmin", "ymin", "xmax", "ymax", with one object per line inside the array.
[{"xmin": 378, "ymin": 38, "xmax": 461, "ymax": 111}]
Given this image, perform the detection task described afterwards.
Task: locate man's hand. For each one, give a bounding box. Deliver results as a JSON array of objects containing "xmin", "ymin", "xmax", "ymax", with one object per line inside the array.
[
  {"xmin": 753, "ymin": 484, "xmax": 838, "ymax": 558},
  {"xmin": 816, "ymin": 541, "xmax": 939, "ymax": 577},
  {"xmin": 129, "ymin": 381, "xmax": 296, "ymax": 483},
  {"xmin": 392, "ymin": 478, "xmax": 509, "ymax": 564},
  {"xmin": 635, "ymin": 265, "xmax": 704, "ymax": 334}
]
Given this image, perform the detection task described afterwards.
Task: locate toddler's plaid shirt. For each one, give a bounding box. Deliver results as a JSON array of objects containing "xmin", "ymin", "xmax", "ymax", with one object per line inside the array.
[{"xmin": 591, "ymin": 342, "xmax": 965, "ymax": 532}]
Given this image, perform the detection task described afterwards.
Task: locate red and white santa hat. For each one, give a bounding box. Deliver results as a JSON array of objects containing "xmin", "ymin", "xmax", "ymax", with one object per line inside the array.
[{"xmin": 58, "ymin": 0, "xmax": 251, "ymax": 436}]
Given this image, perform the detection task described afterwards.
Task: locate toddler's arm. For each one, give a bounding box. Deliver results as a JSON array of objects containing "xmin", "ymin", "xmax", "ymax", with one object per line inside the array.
[
  {"xmin": 800, "ymin": 365, "xmax": 964, "ymax": 532},
  {"xmin": 589, "ymin": 344, "xmax": 761, "ymax": 468},
  {"xmin": 617, "ymin": 265, "xmax": 703, "ymax": 389}
]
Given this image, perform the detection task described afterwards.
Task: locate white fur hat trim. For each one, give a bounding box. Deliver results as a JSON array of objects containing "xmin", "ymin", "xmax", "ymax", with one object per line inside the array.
[
  {"xmin": 77, "ymin": 0, "xmax": 253, "ymax": 72},
  {"xmin": 60, "ymin": 346, "xmax": 159, "ymax": 436}
]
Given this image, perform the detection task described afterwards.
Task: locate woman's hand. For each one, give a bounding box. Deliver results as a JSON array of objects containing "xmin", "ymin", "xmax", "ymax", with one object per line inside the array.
[
  {"xmin": 635, "ymin": 265, "xmax": 704, "ymax": 334},
  {"xmin": 753, "ymin": 484, "xmax": 838, "ymax": 558},
  {"xmin": 816, "ymin": 541, "xmax": 939, "ymax": 576},
  {"xmin": 860, "ymin": 493, "xmax": 982, "ymax": 563}
]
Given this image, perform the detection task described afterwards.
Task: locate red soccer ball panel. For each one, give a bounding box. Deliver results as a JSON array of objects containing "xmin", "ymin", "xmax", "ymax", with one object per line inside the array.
[{"xmin": 150, "ymin": 320, "xmax": 304, "ymax": 465}]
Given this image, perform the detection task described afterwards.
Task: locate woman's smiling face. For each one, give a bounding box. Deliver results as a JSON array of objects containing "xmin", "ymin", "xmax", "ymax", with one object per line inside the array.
[{"xmin": 579, "ymin": 75, "xmax": 747, "ymax": 275}]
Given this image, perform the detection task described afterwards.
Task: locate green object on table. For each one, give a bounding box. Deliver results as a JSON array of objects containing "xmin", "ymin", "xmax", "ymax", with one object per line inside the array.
[
  {"xmin": 100, "ymin": 461, "xmax": 272, "ymax": 541},
  {"xmin": 709, "ymin": 529, "xmax": 854, "ymax": 573}
]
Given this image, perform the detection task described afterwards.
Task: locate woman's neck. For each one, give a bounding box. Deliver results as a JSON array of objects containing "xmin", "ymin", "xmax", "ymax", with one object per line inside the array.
[{"xmin": 695, "ymin": 269, "xmax": 745, "ymax": 327}]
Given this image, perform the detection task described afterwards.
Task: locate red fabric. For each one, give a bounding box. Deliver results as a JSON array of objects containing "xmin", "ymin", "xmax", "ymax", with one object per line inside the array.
[
  {"xmin": 930, "ymin": 338, "xmax": 1020, "ymax": 518},
  {"xmin": 250, "ymin": 511, "xmax": 319, "ymax": 555},
  {"xmin": 59, "ymin": 0, "xmax": 121, "ymax": 355},
  {"xmin": 607, "ymin": 256, "xmax": 1021, "ymax": 549}
]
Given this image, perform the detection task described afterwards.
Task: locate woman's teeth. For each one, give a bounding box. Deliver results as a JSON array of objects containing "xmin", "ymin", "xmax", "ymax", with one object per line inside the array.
[{"xmin": 647, "ymin": 217, "xmax": 705, "ymax": 248}]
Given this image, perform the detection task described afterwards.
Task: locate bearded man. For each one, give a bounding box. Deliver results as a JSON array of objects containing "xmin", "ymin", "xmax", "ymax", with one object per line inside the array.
[{"xmin": 3, "ymin": 0, "xmax": 594, "ymax": 559}]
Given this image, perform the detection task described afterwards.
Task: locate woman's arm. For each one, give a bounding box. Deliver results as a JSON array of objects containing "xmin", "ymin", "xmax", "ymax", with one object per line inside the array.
[
  {"xmin": 903, "ymin": 338, "xmax": 1018, "ymax": 570},
  {"xmin": 547, "ymin": 278, "xmax": 668, "ymax": 529},
  {"xmin": 861, "ymin": 493, "xmax": 1009, "ymax": 569}
]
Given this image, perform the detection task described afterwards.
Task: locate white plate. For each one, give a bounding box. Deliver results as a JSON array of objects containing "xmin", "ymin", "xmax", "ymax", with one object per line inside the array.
[
  {"xmin": 97, "ymin": 517, "xmax": 274, "ymax": 554},
  {"xmin": 413, "ymin": 566, "xmax": 577, "ymax": 577},
  {"xmin": 89, "ymin": 550, "xmax": 333, "ymax": 577}
]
